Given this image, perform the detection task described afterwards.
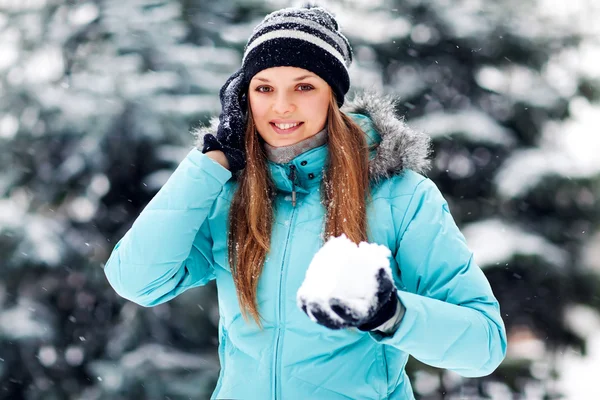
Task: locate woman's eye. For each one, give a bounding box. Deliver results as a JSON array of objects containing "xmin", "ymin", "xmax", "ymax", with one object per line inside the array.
[
  {"xmin": 254, "ymin": 85, "xmax": 313, "ymax": 93},
  {"xmin": 298, "ymin": 84, "xmax": 314, "ymax": 91}
]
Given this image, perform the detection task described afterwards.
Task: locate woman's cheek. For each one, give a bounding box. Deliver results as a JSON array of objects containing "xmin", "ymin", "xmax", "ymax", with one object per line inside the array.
[
  {"xmin": 301, "ymin": 97, "xmax": 328, "ymax": 122},
  {"xmin": 250, "ymin": 102, "xmax": 269, "ymax": 124}
]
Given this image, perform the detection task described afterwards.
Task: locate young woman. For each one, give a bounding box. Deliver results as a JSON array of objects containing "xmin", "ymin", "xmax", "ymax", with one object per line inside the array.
[{"xmin": 104, "ymin": 6, "xmax": 507, "ymax": 399}]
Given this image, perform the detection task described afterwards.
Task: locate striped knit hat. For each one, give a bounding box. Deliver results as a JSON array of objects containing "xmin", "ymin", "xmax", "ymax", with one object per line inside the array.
[{"xmin": 241, "ymin": 5, "xmax": 353, "ymax": 106}]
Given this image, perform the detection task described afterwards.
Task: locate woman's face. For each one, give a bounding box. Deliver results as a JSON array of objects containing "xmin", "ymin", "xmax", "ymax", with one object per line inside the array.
[{"xmin": 248, "ymin": 66, "xmax": 331, "ymax": 148}]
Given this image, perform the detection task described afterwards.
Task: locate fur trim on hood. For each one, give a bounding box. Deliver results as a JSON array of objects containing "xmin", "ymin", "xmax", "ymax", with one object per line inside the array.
[
  {"xmin": 341, "ymin": 91, "xmax": 432, "ymax": 179},
  {"xmin": 193, "ymin": 91, "xmax": 432, "ymax": 179}
]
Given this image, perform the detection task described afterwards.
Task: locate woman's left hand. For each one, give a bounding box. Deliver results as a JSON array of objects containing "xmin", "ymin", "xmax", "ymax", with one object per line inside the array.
[{"xmin": 296, "ymin": 235, "xmax": 399, "ymax": 331}]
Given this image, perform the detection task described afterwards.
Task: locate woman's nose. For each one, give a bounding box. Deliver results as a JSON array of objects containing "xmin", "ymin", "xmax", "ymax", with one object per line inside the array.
[{"xmin": 272, "ymin": 93, "xmax": 295, "ymax": 115}]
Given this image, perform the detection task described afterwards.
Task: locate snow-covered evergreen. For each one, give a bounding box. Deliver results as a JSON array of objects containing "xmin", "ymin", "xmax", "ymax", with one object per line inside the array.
[{"xmin": 1, "ymin": 0, "xmax": 599, "ymax": 398}]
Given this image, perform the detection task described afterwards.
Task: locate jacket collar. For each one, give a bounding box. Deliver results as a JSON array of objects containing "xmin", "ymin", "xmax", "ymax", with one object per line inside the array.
[
  {"xmin": 267, "ymin": 142, "xmax": 328, "ymax": 194},
  {"xmin": 264, "ymin": 127, "xmax": 328, "ymax": 164}
]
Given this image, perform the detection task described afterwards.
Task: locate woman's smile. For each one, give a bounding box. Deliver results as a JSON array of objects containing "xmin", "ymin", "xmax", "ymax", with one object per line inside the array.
[{"xmin": 270, "ymin": 121, "xmax": 304, "ymax": 135}]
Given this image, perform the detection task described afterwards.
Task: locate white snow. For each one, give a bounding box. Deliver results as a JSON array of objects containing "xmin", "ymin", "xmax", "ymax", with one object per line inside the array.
[
  {"xmin": 120, "ymin": 70, "xmax": 179, "ymax": 98},
  {"xmin": 24, "ymin": 46, "xmax": 64, "ymax": 84},
  {"xmin": 65, "ymin": 345, "xmax": 85, "ymax": 366},
  {"xmin": 536, "ymin": 0, "xmax": 599, "ymax": 35},
  {"xmin": 506, "ymin": 331, "xmax": 546, "ymax": 361},
  {"xmin": 35, "ymin": 87, "xmax": 105, "ymax": 119},
  {"xmin": 576, "ymin": 42, "xmax": 600, "ymax": 80},
  {"xmin": 0, "ymin": 195, "xmax": 27, "ymax": 228},
  {"xmin": 103, "ymin": 0, "xmax": 181, "ymax": 29},
  {"xmin": 349, "ymin": 59, "xmax": 384, "ymax": 93},
  {"xmin": 495, "ymin": 97, "xmax": 600, "ymax": 198},
  {"xmin": 0, "ymin": 299, "xmax": 54, "ymax": 340},
  {"xmin": 89, "ymin": 53, "xmax": 143, "ymax": 75},
  {"xmin": 462, "ymin": 218, "xmax": 567, "ymax": 269},
  {"xmin": 67, "ymin": 196, "xmax": 97, "ymax": 223},
  {"xmin": 120, "ymin": 343, "xmax": 215, "ymax": 370},
  {"xmin": 475, "ymin": 64, "xmax": 561, "ymax": 108},
  {"xmin": 220, "ymin": 18, "xmax": 262, "ymax": 44},
  {"xmin": 0, "ymin": 0, "xmax": 47, "ymax": 11},
  {"xmin": 338, "ymin": 11, "xmax": 412, "ymax": 44},
  {"xmin": 296, "ymin": 234, "xmax": 392, "ymax": 323},
  {"xmin": 389, "ymin": 64, "xmax": 427, "ymax": 99},
  {"xmin": 0, "ymin": 39, "xmax": 19, "ymax": 72},
  {"xmin": 68, "ymin": 2, "xmax": 99, "ymax": 26},
  {"xmin": 69, "ymin": 72, "xmax": 116, "ymax": 96},
  {"xmin": 545, "ymin": 97, "xmax": 600, "ymax": 175},
  {"xmin": 557, "ymin": 306, "xmax": 600, "ymax": 399},
  {"xmin": 148, "ymin": 94, "xmax": 220, "ymax": 117},
  {"xmin": 581, "ymin": 232, "xmax": 600, "ymax": 274},
  {"xmin": 412, "ymin": 369, "xmax": 440, "ymax": 396},
  {"xmin": 437, "ymin": 149, "xmax": 477, "ymax": 179},
  {"xmin": 189, "ymin": 69, "xmax": 237, "ymax": 93},
  {"xmin": 88, "ymin": 174, "xmax": 111, "ymax": 198},
  {"xmin": 25, "ymin": 216, "xmax": 63, "ymax": 265},
  {"xmin": 144, "ymin": 170, "xmax": 174, "ymax": 192},
  {"xmin": 0, "ymin": 114, "xmax": 18, "ymax": 139},
  {"xmin": 0, "ymin": 190, "xmax": 64, "ymax": 266},
  {"xmin": 411, "ymin": 24, "xmax": 439, "ymax": 45},
  {"xmin": 543, "ymin": 41, "xmax": 600, "ymax": 97},
  {"xmin": 161, "ymin": 45, "xmax": 240, "ymax": 68},
  {"xmin": 410, "ymin": 109, "xmax": 517, "ymax": 146},
  {"xmin": 38, "ymin": 345, "xmax": 58, "ymax": 366}
]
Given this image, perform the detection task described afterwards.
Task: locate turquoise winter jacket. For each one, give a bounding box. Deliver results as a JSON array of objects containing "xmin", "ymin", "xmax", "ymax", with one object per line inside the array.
[{"xmin": 104, "ymin": 92, "xmax": 507, "ymax": 399}]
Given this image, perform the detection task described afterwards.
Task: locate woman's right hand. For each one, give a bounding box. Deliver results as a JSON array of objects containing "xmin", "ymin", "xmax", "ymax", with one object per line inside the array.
[
  {"xmin": 205, "ymin": 150, "xmax": 230, "ymax": 170},
  {"xmin": 201, "ymin": 69, "xmax": 247, "ymax": 173}
]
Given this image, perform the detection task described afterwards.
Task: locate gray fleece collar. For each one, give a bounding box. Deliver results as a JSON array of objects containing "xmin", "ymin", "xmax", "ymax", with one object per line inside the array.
[{"xmin": 264, "ymin": 127, "xmax": 328, "ymax": 164}]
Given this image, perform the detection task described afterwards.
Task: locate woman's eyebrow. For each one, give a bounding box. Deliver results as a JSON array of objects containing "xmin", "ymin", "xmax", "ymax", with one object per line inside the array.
[
  {"xmin": 253, "ymin": 75, "xmax": 317, "ymax": 83},
  {"xmin": 293, "ymin": 75, "xmax": 317, "ymax": 81}
]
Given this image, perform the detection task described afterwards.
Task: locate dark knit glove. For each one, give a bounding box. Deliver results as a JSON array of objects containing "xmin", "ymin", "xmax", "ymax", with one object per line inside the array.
[
  {"xmin": 202, "ymin": 69, "xmax": 248, "ymax": 173},
  {"xmin": 297, "ymin": 235, "xmax": 400, "ymax": 331},
  {"xmin": 299, "ymin": 269, "xmax": 398, "ymax": 331}
]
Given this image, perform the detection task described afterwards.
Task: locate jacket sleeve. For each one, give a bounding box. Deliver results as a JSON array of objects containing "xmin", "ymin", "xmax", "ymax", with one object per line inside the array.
[
  {"xmin": 104, "ymin": 149, "xmax": 232, "ymax": 307},
  {"xmin": 369, "ymin": 176, "xmax": 507, "ymax": 378}
]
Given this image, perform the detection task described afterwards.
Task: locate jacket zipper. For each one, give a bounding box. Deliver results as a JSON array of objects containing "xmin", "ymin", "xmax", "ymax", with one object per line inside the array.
[
  {"xmin": 381, "ymin": 345, "xmax": 389, "ymax": 397},
  {"xmin": 289, "ymin": 164, "xmax": 297, "ymax": 207},
  {"xmin": 273, "ymin": 164, "xmax": 298, "ymax": 400}
]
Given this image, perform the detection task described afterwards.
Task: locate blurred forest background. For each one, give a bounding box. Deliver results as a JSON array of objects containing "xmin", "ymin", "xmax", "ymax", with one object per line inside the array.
[{"xmin": 1, "ymin": 0, "xmax": 599, "ymax": 399}]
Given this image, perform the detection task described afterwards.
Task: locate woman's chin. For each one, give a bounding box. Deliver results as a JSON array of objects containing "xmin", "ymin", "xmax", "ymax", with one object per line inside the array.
[{"xmin": 268, "ymin": 136, "xmax": 302, "ymax": 147}]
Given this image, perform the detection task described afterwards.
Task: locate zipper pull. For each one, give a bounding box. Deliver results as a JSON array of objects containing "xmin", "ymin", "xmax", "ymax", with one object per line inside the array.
[{"xmin": 289, "ymin": 165, "xmax": 297, "ymax": 207}]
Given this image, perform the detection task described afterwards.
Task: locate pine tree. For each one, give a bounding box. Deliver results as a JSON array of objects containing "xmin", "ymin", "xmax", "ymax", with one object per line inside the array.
[{"xmin": 1, "ymin": 0, "xmax": 599, "ymax": 398}]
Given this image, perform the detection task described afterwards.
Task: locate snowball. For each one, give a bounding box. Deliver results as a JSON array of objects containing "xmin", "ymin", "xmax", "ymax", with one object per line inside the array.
[{"xmin": 296, "ymin": 234, "xmax": 392, "ymax": 322}]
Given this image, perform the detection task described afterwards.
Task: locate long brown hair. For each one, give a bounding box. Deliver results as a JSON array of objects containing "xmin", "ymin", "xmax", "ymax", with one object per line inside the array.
[{"xmin": 228, "ymin": 92, "xmax": 370, "ymax": 327}]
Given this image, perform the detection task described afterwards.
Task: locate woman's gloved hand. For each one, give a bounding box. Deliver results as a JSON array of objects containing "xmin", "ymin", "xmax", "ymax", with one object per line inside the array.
[
  {"xmin": 297, "ymin": 235, "xmax": 402, "ymax": 331},
  {"xmin": 201, "ymin": 69, "xmax": 248, "ymax": 173}
]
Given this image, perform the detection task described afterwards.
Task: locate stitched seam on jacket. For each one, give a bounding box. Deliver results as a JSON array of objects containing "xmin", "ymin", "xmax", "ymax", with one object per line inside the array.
[
  {"xmin": 390, "ymin": 178, "xmax": 428, "ymax": 243},
  {"xmin": 288, "ymin": 375, "xmax": 356, "ymax": 400}
]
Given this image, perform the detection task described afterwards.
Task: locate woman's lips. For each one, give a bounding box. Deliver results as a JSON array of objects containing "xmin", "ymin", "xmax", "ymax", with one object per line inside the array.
[{"xmin": 270, "ymin": 122, "xmax": 304, "ymax": 135}]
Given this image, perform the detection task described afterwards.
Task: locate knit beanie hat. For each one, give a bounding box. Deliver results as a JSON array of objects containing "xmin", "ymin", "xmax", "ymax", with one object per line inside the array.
[
  {"xmin": 241, "ymin": 5, "xmax": 353, "ymax": 106},
  {"xmin": 200, "ymin": 5, "xmax": 353, "ymax": 173}
]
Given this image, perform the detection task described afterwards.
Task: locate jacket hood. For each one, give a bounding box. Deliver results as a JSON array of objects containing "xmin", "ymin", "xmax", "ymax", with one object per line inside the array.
[
  {"xmin": 193, "ymin": 90, "xmax": 432, "ymax": 179},
  {"xmin": 341, "ymin": 91, "xmax": 432, "ymax": 179}
]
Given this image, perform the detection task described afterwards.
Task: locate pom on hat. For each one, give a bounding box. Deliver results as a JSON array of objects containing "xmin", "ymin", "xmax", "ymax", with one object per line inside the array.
[{"xmin": 241, "ymin": 5, "xmax": 353, "ymax": 106}]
